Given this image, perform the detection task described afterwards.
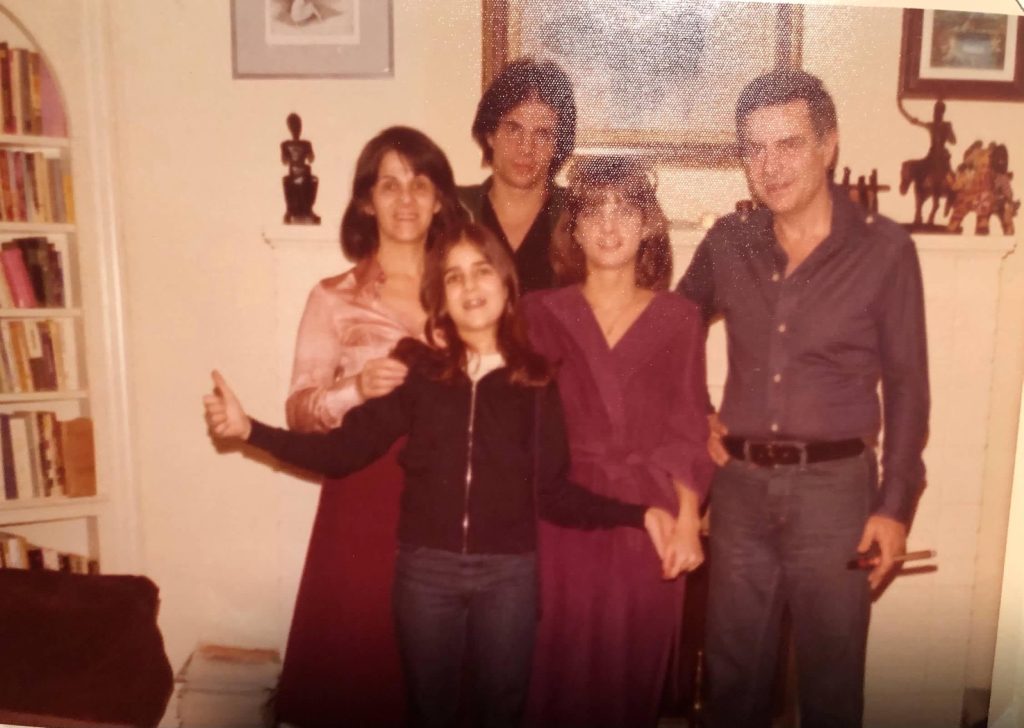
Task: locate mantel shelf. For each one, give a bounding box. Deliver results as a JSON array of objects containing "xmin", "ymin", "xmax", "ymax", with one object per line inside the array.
[
  {"xmin": 262, "ymin": 222, "xmax": 340, "ymax": 251},
  {"xmin": 264, "ymin": 221, "xmax": 1018, "ymax": 257}
]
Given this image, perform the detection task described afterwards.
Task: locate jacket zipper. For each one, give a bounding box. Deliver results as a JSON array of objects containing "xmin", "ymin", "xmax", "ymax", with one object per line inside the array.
[{"xmin": 462, "ymin": 380, "xmax": 478, "ymax": 554}]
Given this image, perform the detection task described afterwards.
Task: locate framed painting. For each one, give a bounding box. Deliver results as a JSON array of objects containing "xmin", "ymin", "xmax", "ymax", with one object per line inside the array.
[
  {"xmin": 232, "ymin": 0, "xmax": 393, "ymax": 78},
  {"xmin": 899, "ymin": 9, "xmax": 1024, "ymax": 101},
  {"xmin": 482, "ymin": 0, "xmax": 803, "ymax": 167}
]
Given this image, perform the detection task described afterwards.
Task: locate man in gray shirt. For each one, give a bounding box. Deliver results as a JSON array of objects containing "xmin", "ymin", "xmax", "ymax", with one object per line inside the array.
[{"xmin": 678, "ymin": 69, "xmax": 929, "ymax": 727}]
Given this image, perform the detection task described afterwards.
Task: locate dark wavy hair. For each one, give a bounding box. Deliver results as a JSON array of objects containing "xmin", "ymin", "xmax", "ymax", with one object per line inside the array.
[
  {"xmin": 551, "ymin": 156, "xmax": 672, "ymax": 290},
  {"xmin": 735, "ymin": 69, "xmax": 838, "ymax": 139},
  {"xmin": 471, "ymin": 57, "xmax": 577, "ymax": 180},
  {"xmin": 419, "ymin": 221, "xmax": 550, "ymax": 386},
  {"xmin": 340, "ymin": 126, "xmax": 466, "ymax": 261}
]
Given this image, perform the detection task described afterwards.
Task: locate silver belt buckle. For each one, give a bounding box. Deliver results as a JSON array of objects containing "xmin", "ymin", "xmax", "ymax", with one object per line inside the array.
[{"xmin": 745, "ymin": 439, "xmax": 809, "ymax": 467}]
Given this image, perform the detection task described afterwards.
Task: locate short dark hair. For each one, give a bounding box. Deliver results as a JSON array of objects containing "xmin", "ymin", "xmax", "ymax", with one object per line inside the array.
[
  {"xmin": 552, "ymin": 156, "xmax": 672, "ymax": 291},
  {"xmin": 471, "ymin": 57, "xmax": 577, "ymax": 178},
  {"xmin": 420, "ymin": 221, "xmax": 550, "ymax": 386},
  {"xmin": 340, "ymin": 126, "xmax": 466, "ymax": 261},
  {"xmin": 735, "ymin": 69, "xmax": 838, "ymax": 139}
]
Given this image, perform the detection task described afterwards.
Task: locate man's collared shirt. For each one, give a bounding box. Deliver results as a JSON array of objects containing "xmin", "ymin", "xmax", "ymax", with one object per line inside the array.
[
  {"xmin": 678, "ymin": 191, "xmax": 929, "ymax": 524},
  {"xmin": 458, "ymin": 178, "xmax": 561, "ymax": 293}
]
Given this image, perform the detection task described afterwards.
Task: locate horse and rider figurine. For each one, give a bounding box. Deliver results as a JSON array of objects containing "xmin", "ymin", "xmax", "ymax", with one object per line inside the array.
[{"xmin": 899, "ymin": 99, "xmax": 956, "ymax": 231}]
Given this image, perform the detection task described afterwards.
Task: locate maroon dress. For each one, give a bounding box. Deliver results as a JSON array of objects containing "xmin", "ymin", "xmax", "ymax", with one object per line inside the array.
[
  {"xmin": 522, "ymin": 287, "xmax": 714, "ymax": 728},
  {"xmin": 275, "ymin": 260, "xmax": 418, "ymax": 728}
]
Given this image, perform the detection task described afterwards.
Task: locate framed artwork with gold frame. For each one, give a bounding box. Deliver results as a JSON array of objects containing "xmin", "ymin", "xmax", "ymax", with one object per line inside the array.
[{"xmin": 482, "ymin": 0, "xmax": 803, "ymax": 167}]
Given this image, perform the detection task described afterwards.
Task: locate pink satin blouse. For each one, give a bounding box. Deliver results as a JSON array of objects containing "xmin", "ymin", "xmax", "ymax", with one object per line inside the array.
[{"xmin": 286, "ymin": 258, "xmax": 422, "ymax": 433}]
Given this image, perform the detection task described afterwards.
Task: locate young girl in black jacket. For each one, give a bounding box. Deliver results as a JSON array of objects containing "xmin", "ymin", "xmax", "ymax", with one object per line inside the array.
[{"xmin": 204, "ymin": 222, "xmax": 675, "ymax": 728}]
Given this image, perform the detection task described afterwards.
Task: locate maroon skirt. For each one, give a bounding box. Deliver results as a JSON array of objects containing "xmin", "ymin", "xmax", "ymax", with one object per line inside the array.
[{"xmin": 274, "ymin": 440, "xmax": 406, "ymax": 727}]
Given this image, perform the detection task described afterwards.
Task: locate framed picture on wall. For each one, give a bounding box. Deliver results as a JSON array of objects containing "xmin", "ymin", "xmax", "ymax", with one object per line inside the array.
[
  {"xmin": 899, "ymin": 9, "xmax": 1024, "ymax": 101},
  {"xmin": 232, "ymin": 0, "xmax": 393, "ymax": 78},
  {"xmin": 482, "ymin": 0, "xmax": 803, "ymax": 167}
]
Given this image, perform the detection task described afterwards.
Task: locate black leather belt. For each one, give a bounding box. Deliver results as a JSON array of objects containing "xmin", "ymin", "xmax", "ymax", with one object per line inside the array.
[{"xmin": 722, "ymin": 436, "xmax": 865, "ymax": 467}]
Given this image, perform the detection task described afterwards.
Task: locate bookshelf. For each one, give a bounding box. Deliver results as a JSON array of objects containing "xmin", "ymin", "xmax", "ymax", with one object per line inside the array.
[{"xmin": 0, "ymin": 17, "xmax": 99, "ymax": 575}]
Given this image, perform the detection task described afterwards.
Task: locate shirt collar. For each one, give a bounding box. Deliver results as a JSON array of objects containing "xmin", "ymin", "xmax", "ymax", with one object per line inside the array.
[
  {"xmin": 351, "ymin": 256, "xmax": 386, "ymax": 301},
  {"xmin": 750, "ymin": 185, "xmax": 866, "ymax": 258}
]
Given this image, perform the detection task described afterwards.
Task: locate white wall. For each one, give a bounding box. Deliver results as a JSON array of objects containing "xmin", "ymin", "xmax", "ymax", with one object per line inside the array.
[{"xmin": 9, "ymin": 0, "xmax": 1022, "ymax": 725}]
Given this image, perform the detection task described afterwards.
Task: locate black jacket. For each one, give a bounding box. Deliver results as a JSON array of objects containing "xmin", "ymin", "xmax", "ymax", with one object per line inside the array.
[{"xmin": 247, "ymin": 341, "xmax": 646, "ymax": 554}]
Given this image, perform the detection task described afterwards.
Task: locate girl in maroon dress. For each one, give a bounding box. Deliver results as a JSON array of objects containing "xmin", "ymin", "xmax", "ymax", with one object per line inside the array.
[
  {"xmin": 523, "ymin": 157, "xmax": 715, "ymax": 727},
  {"xmin": 274, "ymin": 126, "xmax": 465, "ymax": 728}
]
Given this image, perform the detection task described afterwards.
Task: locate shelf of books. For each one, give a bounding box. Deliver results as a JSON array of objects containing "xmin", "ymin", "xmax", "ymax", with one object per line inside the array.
[{"xmin": 0, "ymin": 33, "xmax": 99, "ymax": 576}]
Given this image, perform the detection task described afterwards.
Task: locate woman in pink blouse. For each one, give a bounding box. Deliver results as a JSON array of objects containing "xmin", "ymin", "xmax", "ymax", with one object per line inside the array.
[{"xmin": 274, "ymin": 126, "xmax": 466, "ymax": 728}]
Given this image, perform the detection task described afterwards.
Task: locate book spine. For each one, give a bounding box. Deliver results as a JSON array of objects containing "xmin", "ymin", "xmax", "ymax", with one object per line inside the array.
[
  {"xmin": 0, "ymin": 246, "xmax": 40, "ymax": 307},
  {"xmin": 48, "ymin": 157, "xmax": 64, "ymax": 223},
  {"xmin": 13, "ymin": 237, "xmax": 47, "ymax": 304},
  {"xmin": 24, "ymin": 153, "xmax": 40, "ymax": 222},
  {"xmin": 7, "ymin": 320, "xmax": 33, "ymax": 392},
  {"xmin": 47, "ymin": 244, "xmax": 65, "ymax": 307},
  {"xmin": 11, "ymin": 150, "xmax": 25, "ymax": 221},
  {"xmin": 36, "ymin": 320, "xmax": 58, "ymax": 390},
  {"xmin": 8, "ymin": 46, "xmax": 20, "ymax": 137},
  {"xmin": 17, "ymin": 48, "xmax": 31, "ymax": 135},
  {"xmin": 28, "ymin": 51, "xmax": 42, "ymax": 136},
  {"xmin": 0, "ymin": 261, "xmax": 14, "ymax": 308},
  {"xmin": 0, "ymin": 331, "xmax": 11, "ymax": 393},
  {"xmin": 0, "ymin": 149, "xmax": 13, "ymax": 220},
  {"xmin": 0, "ymin": 321, "xmax": 21, "ymax": 393},
  {"xmin": 61, "ymin": 156, "xmax": 74, "ymax": 223},
  {"xmin": 36, "ymin": 410, "xmax": 59, "ymax": 497},
  {"xmin": 24, "ymin": 319, "xmax": 46, "ymax": 391},
  {"xmin": 0, "ymin": 414, "xmax": 14, "ymax": 500},
  {"xmin": 15, "ymin": 411, "xmax": 42, "ymax": 498},
  {"xmin": 0, "ymin": 42, "xmax": 13, "ymax": 134},
  {"xmin": 53, "ymin": 318, "xmax": 77, "ymax": 390},
  {"xmin": 46, "ymin": 411, "xmax": 65, "ymax": 496},
  {"xmin": 13, "ymin": 237, "xmax": 48, "ymax": 305},
  {"xmin": 7, "ymin": 412, "xmax": 34, "ymax": 500}
]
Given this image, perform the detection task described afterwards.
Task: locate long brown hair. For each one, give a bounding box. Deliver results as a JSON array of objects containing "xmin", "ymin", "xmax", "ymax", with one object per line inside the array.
[
  {"xmin": 420, "ymin": 222, "xmax": 550, "ymax": 386},
  {"xmin": 551, "ymin": 156, "xmax": 672, "ymax": 290},
  {"xmin": 340, "ymin": 126, "xmax": 467, "ymax": 261}
]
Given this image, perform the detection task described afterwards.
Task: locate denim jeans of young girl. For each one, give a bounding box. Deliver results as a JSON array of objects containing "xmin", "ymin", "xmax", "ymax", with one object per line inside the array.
[{"xmin": 393, "ymin": 545, "xmax": 538, "ymax": 728}]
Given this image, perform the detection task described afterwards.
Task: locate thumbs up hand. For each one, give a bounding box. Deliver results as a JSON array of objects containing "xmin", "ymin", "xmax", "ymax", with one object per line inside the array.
[{"xmin": 203, "ymin": 369, "xmax": 252, "ymax": 441}]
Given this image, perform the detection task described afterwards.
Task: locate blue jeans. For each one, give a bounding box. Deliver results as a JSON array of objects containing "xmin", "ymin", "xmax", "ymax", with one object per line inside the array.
[
  {"xmin": 705, "ymin": 453, "xmax": 875, "ymax": 728},
  {"xmin": 392, "ymin": 545, "xmax": 538, "ymax": 728}
]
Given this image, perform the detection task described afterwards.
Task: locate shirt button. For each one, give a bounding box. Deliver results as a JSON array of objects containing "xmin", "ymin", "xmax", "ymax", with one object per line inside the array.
[
  {"xmin": 770, "ymin": 423, "xmax": 779, "ymax": 433},
  {"xmin": 778, "ymin": 323, "xmax": 787, "ymax": 333},
  {"xmin": 771, "ymin": 272, "xmax": 780, "ymax": 282},
  {"xmin": 773, "ymin": 373, "xmax": 782, "ymax": 383}
]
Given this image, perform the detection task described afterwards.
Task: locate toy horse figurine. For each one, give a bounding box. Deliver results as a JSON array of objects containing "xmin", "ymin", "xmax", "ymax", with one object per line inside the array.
[
  {"xmin": 946, "ymin": 141, "xmax": 1020, "ymax": 235},
  {"xmin": 899, "ymin": 99, "xmax": 956, "ymax": 230}
]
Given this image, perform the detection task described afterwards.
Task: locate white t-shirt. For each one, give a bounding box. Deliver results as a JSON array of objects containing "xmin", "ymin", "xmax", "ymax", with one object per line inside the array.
[{"xmin": 467, "ymin": 351, "xmax": 505, "ymax": 383}]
